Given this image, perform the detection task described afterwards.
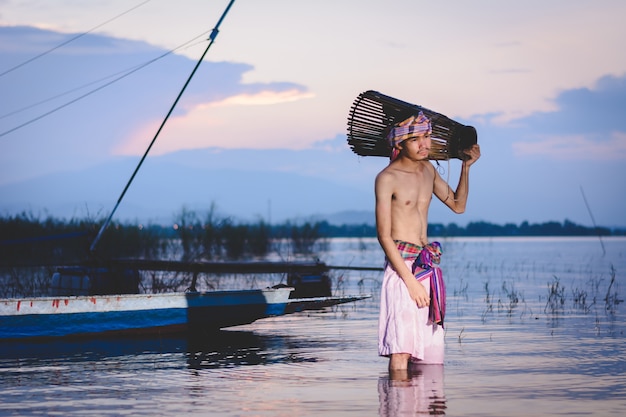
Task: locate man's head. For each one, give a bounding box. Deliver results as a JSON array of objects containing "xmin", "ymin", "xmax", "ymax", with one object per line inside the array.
[{"xmin": 386, "ymin": 111, "xmax": 432, "ymax": 162}]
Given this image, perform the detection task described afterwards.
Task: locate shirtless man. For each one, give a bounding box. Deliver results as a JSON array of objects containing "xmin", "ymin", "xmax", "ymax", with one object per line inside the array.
[{"xmin": 376, "ymin": 111, "xmax": 480, "ymax": 371}]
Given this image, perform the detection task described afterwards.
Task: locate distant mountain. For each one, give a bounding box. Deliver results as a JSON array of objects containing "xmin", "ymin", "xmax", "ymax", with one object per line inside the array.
[
  {"xmin": 0, "ymin": 149, "xmax": 379, "ymax": 225},
  {"xmin": 317, "ymin": 210, "xmax": 375, "ymax": 225}
]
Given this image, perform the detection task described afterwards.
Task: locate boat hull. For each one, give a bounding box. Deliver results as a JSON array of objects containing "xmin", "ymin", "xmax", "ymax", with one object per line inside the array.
[{"xmin": 0, "ymin": 288, "xmax": 292, "ymax": 340}]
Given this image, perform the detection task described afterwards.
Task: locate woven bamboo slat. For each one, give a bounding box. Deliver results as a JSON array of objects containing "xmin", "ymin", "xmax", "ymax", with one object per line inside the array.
[{"xmin": 346, "ymin": 90, "xmax": 477, "ymax": 160}]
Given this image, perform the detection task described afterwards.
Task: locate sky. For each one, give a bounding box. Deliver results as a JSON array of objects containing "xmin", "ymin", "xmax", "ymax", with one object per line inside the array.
[{"xmin": 1, "ymin": 0, "xmax": 625, "ymax": 228}]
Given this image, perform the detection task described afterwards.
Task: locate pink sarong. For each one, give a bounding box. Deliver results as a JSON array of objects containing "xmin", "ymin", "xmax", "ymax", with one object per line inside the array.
[{"xmin": 378, "ymin": 241, "xmax": 445, "ymax": 364}]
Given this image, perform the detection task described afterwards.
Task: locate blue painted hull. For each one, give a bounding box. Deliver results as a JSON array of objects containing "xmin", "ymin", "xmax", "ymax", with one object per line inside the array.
[{"xmin": 0, "ymin": 288, "xmax": 292, "ymax": 339}]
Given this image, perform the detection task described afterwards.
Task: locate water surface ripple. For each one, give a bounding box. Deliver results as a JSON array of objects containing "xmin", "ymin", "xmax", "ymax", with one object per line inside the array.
[{"xmin": 1, "ymin": 237, "xmax": 624, "ymax": 416}]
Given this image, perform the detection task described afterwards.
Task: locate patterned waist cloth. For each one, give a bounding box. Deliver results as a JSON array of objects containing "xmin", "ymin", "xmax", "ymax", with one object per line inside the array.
[{"xmin": 393, "ymin": 240, "xmax": 446, "ymax": 327}]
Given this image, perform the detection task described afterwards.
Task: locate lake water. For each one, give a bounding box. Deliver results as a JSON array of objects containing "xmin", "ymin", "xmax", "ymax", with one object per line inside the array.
[{"xmin": 1, "ymin": 237, "xmax": 624, "ymax": 416}]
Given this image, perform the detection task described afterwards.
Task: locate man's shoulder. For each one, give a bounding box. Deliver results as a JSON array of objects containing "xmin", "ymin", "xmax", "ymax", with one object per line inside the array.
[
  {"xmin": 423, "ymin": 160, "xmax": 436, "ymax": 174},
  {"xmin": 375, "ymin": 164, "xmax": 399, "ymax": 190},
  {"xmin": 376, "ymin": 163, "xmax": 400, "ymax": 179}
]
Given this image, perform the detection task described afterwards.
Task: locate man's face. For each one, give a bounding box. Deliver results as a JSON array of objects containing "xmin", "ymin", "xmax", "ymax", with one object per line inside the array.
[{"xmin": 400, "ymin": 133, "xmax": 431, "ymax": 160}]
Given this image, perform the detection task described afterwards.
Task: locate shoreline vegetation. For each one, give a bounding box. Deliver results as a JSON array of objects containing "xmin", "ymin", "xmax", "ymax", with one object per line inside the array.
[
  {"xmin": 1, "ymin": 210, "xmax": 624, "ymax": 267},
  {"xmin": 1, "ymin": 210, "xmax": 623, "ymax": 299}
]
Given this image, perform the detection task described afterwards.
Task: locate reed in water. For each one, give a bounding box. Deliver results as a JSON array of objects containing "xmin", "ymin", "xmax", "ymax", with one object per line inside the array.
[{"xmin": 0, "ymin": 209, "xmax": 328, "ymax": 297}]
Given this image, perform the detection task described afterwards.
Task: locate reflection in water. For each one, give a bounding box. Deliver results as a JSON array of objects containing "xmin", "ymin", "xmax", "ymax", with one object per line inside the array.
[
  {"xmin": 0, "ymin": 330, "xmax": 304, "ymax": 368},
  {"xmin": 185, "ymin": 330, "xmax": 317, "ymax": 369},
  {"xmin": 378, "ymin": 365, "xmax": 446, "ymax": 416},
  {"xmin": 187, "ymin": 330, "xmax": 271, "ymax": 369},
  {"xmin": 0, "ymin": 335, "xmax": 183, "ymax": 363}
]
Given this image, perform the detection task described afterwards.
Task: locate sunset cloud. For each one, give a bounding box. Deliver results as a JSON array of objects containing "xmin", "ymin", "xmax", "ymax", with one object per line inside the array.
[
  {"xmin": 209, "ymin": 89, "xmax": 315, "ymax": 107},
  {"xmin": 114, "ymin": 90, "xmax": 322, "ymax": 156},
  {"xmin": 512, "ymin": 132, "xmax": 626, "ymax": 160}
]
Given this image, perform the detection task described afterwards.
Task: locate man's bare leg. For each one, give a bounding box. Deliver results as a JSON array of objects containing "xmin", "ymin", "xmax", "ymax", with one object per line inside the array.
[
  {"xmin": 388, "ymin": 368, "xmax": 410, "ymax": 382},
  {"xmin": 389, "ymin": 353, "xmax": 410, "ymax": 371}
]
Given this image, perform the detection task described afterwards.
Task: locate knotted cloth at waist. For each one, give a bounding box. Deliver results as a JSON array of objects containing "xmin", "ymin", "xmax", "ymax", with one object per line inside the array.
[{"xmin": 393, "ymin": 240, "xmax": 446, "ymax": 327}]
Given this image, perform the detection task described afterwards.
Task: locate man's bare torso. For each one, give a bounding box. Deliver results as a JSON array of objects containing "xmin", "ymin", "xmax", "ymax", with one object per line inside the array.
[{"xmin": 382, "ymin": 160, "xmax": 435, "ymax": 247}]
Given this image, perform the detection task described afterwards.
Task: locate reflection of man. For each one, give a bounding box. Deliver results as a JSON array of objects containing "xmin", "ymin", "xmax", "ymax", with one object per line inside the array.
[
  {"xmin": 376, "ymin": 112, "xmax": 481, "ymax": 370},
  {"xmin": 378, "ymin": 365, "xmax": 447, "ymax": 416}
]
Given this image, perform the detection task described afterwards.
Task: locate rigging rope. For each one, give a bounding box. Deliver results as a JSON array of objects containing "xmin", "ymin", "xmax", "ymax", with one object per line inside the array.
[
  {"xmin": 0, "ymin": 0, "xmax": 152, "ymax": 78},
  {"xmin": 0, "ymin": 28, "xmax": 213, "ymax": 139}
]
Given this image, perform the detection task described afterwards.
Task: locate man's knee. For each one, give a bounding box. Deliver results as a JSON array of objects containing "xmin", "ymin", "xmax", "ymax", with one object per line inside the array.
[{"xmin": 389, "ymin": 353, "xmax": 410, "ymax": 370}]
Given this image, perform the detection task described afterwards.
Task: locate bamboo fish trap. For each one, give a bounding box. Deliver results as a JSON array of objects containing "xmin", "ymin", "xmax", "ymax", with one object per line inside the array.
[{"xmin": 346, "ymin": 90, "xmax": 477, "ymax": 160}]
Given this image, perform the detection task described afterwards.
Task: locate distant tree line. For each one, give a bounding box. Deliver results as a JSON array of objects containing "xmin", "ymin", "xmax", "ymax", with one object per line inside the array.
[
  {"xmin": 315, "ymin": 219, "xmax": 625, "ymax": 238},
  {"xmin": 1, "ymin": 212, "xmax": 624, "ymax": 267}
]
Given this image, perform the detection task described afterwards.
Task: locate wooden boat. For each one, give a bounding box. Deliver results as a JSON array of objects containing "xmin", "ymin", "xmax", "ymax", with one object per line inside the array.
[
  {"xmin": 0, "ymin": 287, "xmax": 371, "ymax": 340},
  {"xmin": 0, "ymin": 259, "xmax": 373, "ymax": 340},
  {"xmin": 0, "ymin": 287, "xmax": 290, "ymax": 340}
]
